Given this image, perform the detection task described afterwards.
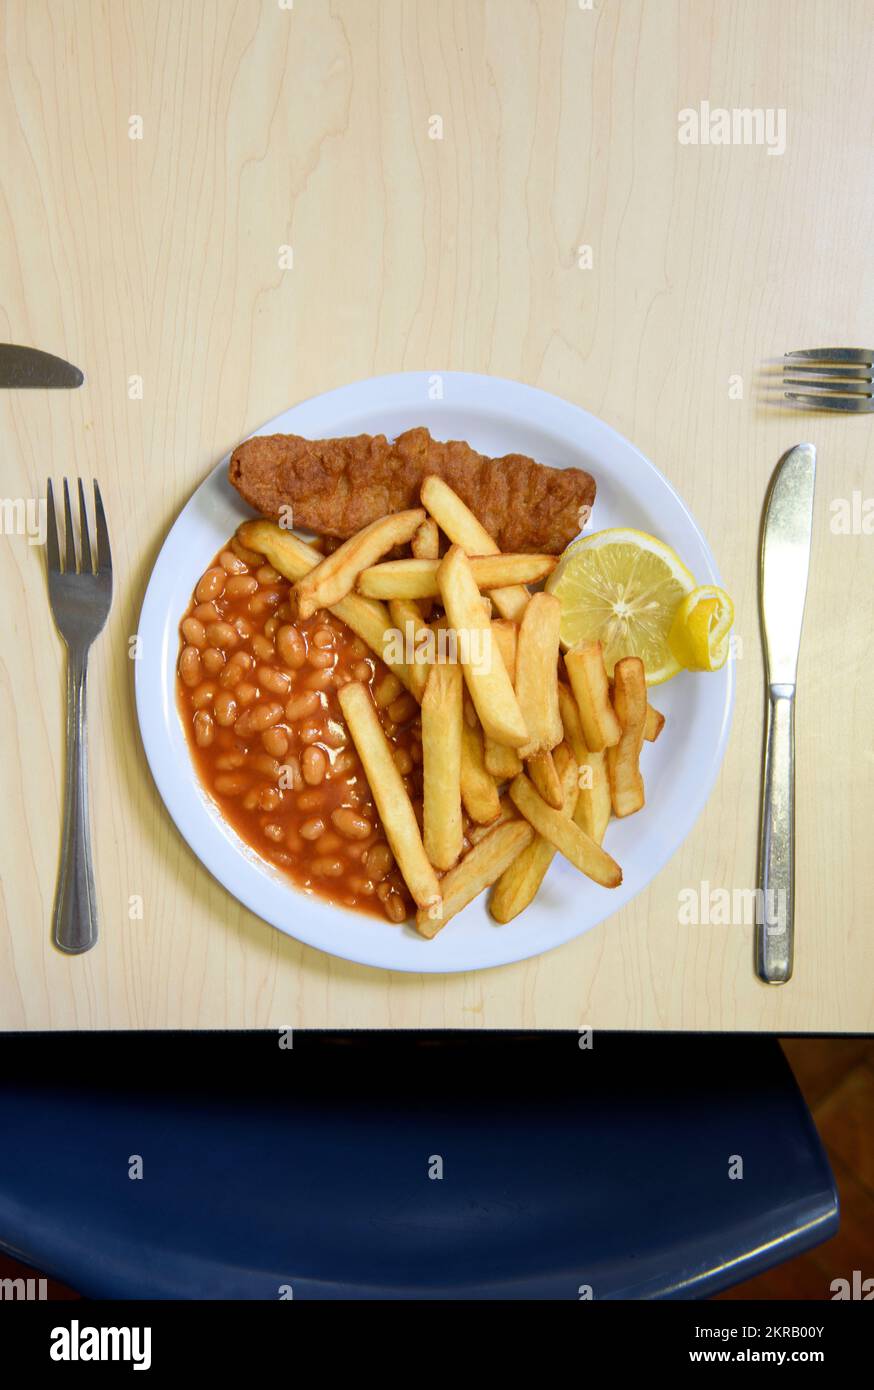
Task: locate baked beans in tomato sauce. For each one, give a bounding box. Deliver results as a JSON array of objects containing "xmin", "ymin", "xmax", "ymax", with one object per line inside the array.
[{"xmin": 176, "ymin": 532, "xmax": 423, "ymax": 924}]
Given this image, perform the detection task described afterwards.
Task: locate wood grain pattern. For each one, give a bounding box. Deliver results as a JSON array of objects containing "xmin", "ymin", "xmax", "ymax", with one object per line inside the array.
[{"xmin": 1, "ymin": 0, "xmax": 872, "ymax": 1030}]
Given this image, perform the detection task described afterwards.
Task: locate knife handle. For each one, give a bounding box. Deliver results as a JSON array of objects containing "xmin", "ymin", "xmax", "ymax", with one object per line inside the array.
[{"xmin": 757, "ymin": 685, "xmax": 795, "ymax": 983}]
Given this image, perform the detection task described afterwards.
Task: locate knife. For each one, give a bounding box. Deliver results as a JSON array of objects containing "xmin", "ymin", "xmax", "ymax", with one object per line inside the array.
[
  {"xmin": 0, "ymin": 344, "xmax": 84, "ymax": 389},
  {"xmin": 757, "ymin": 443, "xmax": 816, "ymax": 984}
]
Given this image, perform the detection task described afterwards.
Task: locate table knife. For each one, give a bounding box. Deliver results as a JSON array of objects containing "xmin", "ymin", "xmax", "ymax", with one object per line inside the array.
[
  {"xmin": 757, "ymin": 443, "xmax": 816, "ymax": 984},
  {"xmin": 0, "ymin": 344, "xmax": 84, "ymax": 389}
]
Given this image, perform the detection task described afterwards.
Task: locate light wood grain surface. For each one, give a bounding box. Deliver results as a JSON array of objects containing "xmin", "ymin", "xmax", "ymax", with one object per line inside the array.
[{"xmin": 1, "ymin": 0, "xmax": 872, "ymax": 1031}]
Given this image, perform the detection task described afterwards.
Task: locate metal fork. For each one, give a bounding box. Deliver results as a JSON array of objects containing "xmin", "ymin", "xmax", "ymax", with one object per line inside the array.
[
  {"xmin": 46, "ymin": 479, "xmax": 113, "ymax": 953},
  {"xmin": 783, "ymin": 348, "xmax": 874, "ymax": 412}
]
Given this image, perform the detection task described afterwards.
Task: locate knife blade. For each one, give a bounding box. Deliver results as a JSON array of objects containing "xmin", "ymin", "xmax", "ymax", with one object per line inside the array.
[
  {"xmin": 756, "ymin": 443, "xmax": 816, "ymax": 985},
  {"xmin": 0, "ymin": 344, "xmax": 84, "ymax": 389}
]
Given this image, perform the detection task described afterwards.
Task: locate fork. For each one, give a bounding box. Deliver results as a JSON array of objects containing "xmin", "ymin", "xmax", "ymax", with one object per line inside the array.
[
  {"xmin": 46, "ymin": 479, "xmax": 113, "ymax": 953},
  {"xmin": 783, "ymin": 348, "xmax": 874, "ymax": 412}
]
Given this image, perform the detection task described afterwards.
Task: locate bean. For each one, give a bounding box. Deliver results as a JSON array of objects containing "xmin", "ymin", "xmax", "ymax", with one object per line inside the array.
[
  {"xmin": 225, "ymin": 575, "xmax": 258, "ymax": 598},
  {"xmin": 236, "ymin": 683, "xmax": 257, "ymax": 705},
  {"xmin": 270, "ymin": 849, "xmax": 294, "ymax": 867},
  {"xmin": 299, "ymin": 719, "xmax": 323, "ymax": 746},
  {"xmin": 393, "ymin": 747, "xmax": 413, "ymax": 776},
  {"xmin": 285, "ymin": 826, "xmax": 304, "ymax": 854},
  {"xmin": 250, "ymin": 754, "xmax": 281, "ymax": 778},
  {"xmin": 257, "ymin": 664, "xmax": 290, "ymax": 696},
  {"xmin": 231, "ymin": 536, "xmax": 263, "ymax": 565},
  {"xmin": 275, "ymin": 602, "xmax": 292, "ymax": 621},
  {"xmin": 331, "ymin": 807, "xmax": 373, "ymax": 840},
  {"xmin": 301, "ymin": 745, "xmax": 327, "ymax": 785},
  {"xmin": 256, "ymin": 564, "xmax": 282, "ymax": 584},
  {"xmin": 299, "ymin": 816, "xmax": 326, "ymax": 841},
  {"xmin": 279, "ymin": 757, "xmax": 304, "ymax": 792},
  {"xmin": 219, "ymin": 652, "xmax": 252, "ymax": 688},
  {"xmin": 312, "ymin": 626, "xmax": 334, "ymax": 649},
  {"xmin": 263, "ymin": 824, "xmax": 284, "ymax": 843},
  {"xmin": 380, "ymin": 889, "xmax": 406, "ymax": 923},
  {"xmin": 234, "ymin": 702, "xmax": 283, "ymax": 737},
  {"xmin": 276, "ymin": 625, "xmax": 306, "ymax": 669},
  {"xmin": 259, "ymin": 788, "xmax": 281, "ymax": 812},
  {"xmin": 192, "ymin": 601, "xmax": 219, "ymax": 624},
  {"xmin": 322, "ymin": 719, "xmax": 347, "ymax": 748},
  {"xmin": 365, "ymin": 842, "xmax": 393, "ymax": 881},
  {"xmin": 349, "ymin": 638, "xmax": 368, "ymax": 659},
  {"xmin": 308, "ymin": 649, "xmax": 334, "ymax": 670},
  {"xmin": 201, "ymin": 647, "xmax": 226, "ymax": 676},
  {"xmin": 410, "ymin": 742, "xmax": 423, "ymax": 764},
  {"xmin": 375, "ymin": 673, "xmax": 403, "ymax": 708},
  {"xmin": 331, "ymin": 749, "xmax": 357, "ymax": 776},
  {"xmin": 303, "ymin": 668, "xmax": 334, "ymax": 691},
  {"xmin": 318, "ymin": 831, "xmax": 344, "ymax": 853},
  {"xmin": 214, "ymin": 691, "xmax": 238, "ymax": 726},
  {"xmin": 351, "ymin": 660, "xmax": 372, "ymax": 682},
  {"xmin": 311, "ymin": 856, "xmax": 344, "ymax": 878},
  {"xmin": 388, "ymin": 694, "xmax": 417, "ymax": 724},
  {"xmin": 248, "ymin": 590, "xmax": 281, "ymax": 616},
  {"xmin": 262, "ymin": 727, "xmax": 289, "ymax": 758},
  {"xmin": 215, "ymin": 752, "xmax": 246, "ymax": 770},
  {"xmin": 233, "ymin": 616, "xmax": 252, "ymax": 639},
  {"xmin": 264, "ymin": 616, "xmax": 280, "ymax": 638},
  {"xmin": 215, "ymin": 772, "xmax": 250, "ymax": 796},
  {"xmin": 349, "ymin": 876, "xmax": 376, "ymax": 896},
  {"xmin": 179, "ymin": 645, "xmax": 202, "ymax": 686},
  {"xmin": 285, "ymin": 690, "xmax": 320, "ymax": 722},
  {"xmin": 193, "ymin": 711, "xmax": 215, "ymax": 747},
  {"xmin": 206, "ymin": 621, "xmax": 238, "ymax": 650},
  {"xmin": 219, "ymin": 549, "xmax": 248, "ymax": 574},
  {"xmin": 297, "ymin": 789, "xmax": 324, "ymax": 813},
  {"xmin": 181, "ymin": 617, "xmax": 207, "ymax": 648},
  {"xmin": 190, "ymin": 681, "xmax": 216, "ymax": 710},
  {"xmin": 196, "ymin": 567, "xmax": 226, "ymax": 603},
  {"xmin": 242, "ymin": 789, "xmax": 260, "ymax": 810}
]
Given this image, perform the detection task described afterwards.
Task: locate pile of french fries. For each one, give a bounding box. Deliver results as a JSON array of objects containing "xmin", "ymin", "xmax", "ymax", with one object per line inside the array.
[{"xmin": 238, "ymin": 474, "xmax": 664, "ymax": 938}]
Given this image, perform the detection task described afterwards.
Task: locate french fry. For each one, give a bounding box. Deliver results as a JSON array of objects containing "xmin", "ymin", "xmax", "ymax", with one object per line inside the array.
[
  {"xmin": 460, "ymin": 713, "xmax": 502, "ymax": 825},
  {"xmin": 484, "ymin": 621, "xmax": 523, "ymax": 780},
  {"xmin": 337, "ymin": 682, "xmax": 441, "ymax": 913},
  {"xmin": 357, "ymin": 554, "xmax": 557, "ymax": 600},
  {"xmin": 416, "ymin": 820, "xmax": 534, "ymax": 938},
  {"xmin": 422, "ymin": 664, "xmax": 464, "ymax": 871},
  {"xmin": 421, "ymin": 475, "xmax": 530, "ymax": 621},
  {"xmin": 411, "ymin": 517, "xmax": 440, "ymax": 560},
  {"xmin": 436, "ymin": 545, "xmax": 528, "ymax": 748},
  {"xmin": 467, "ymin": 796, "xmax": 517, "ymax": 845},
  {"xmin": 490, "ymin": 745, "xmax": 580, "ymax": 922},
  {"xmin": 387, "ymin": 599, "xmax": 429, "ymax": 701},
  {"xmin": 509, "ymin": 772, "xmax": 622, "ymax": 888},
  {"xmin": 606, "ymin": 657, "xmax": 647, "ymax": 817},
  {"xmin": 527, "ymin": 750, "xmax": 563, "ymax": 809},
  {"xmin": 644, "ymin": 702, "xmax": 665, "ymax": 742},
  {"xmin": 292, "ymin": 508, "xmax": 426, "ymax": 619},
  {"xmin": 237, "ymin": 521, "xmax": 415, "ymax": 694},
  {"xmin": 557, "ymin": 683, "xmax": 611, "ymax": 845},
  {"xmin": 563, "ymin": 640, "xmax": 622, "ymax": 751}
]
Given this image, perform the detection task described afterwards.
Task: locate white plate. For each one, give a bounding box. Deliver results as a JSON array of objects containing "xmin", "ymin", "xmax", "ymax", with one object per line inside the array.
[{"xmin": 136, "ymin": 372, "xmax": 734, "ymax": 974}]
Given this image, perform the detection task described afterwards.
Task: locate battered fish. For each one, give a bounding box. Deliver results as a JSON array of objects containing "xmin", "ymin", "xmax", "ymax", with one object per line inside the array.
[{"xmin": 228, "ymin": 426, "xmax": 595, "ymax": 554}]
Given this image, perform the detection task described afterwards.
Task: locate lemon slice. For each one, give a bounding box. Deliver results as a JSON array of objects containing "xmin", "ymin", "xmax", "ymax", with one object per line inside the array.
[
  {"xmin": 545, "ymin": 528, "xmax": 696, "ymax": 685},
  {"xmin": 668, "ymin": 585, "xmax": 734, "ymax": 672}
]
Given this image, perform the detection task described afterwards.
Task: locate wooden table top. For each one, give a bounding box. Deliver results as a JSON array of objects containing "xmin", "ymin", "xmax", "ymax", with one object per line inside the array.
[{"xmin": 1, "ymin": 0, "xmax": 872, "ymax": 1032}]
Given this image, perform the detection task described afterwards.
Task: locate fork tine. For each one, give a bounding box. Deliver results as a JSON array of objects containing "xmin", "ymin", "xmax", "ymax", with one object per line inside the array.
[
  {"xmin": 93, "ymin": 481, "xmax": 111, "ymax": 573},
  {"xmin": 783, "ymin": 378, "xmax": 872, "ymax": 395},
  {"xmin": 781, "ymin": 364, "xmax": 873, "ymax": 382},
  {"xmin": 784, "ymin": 391, "xmax": 874, "ymax": 413},
  {"xmin": 46, "ymin": 479, "xmax": 61, "ymax": 573},
  {"xmin": 786, "ymin": 348, "xmax": 873, "ymax": 366},
  {"xmin": 77, "ymin": 478, "xmax": 94, "ymax": 574},
  {"xmin": 62, "ymin": 478, "xmax": 77, "ymax": 573}
]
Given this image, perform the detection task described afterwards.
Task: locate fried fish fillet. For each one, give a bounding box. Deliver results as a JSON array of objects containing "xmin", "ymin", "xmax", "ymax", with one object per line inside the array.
[{"xmin": 228, "ymin": 426, "xmax": 595, "ymax": 554}]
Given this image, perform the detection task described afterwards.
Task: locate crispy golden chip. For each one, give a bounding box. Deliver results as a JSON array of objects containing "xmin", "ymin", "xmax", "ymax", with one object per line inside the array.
[
  {"xmin": 490, "ymin": 746, "xmax": 580, "ymax": 923},
  {"xmin": 337, "ymin": 681, "xmax": 441, "ymax": 913},
  {"xmin": 509, "ymin": 772, "xmax": 622, "ymax": 888},
  {"xmin": 526, "ymin": 749, "xmax": 563, "ymax": 809},
  {"xmin": 237, "ymin": 521, "xmax": 415, "ymax": 694},
  {"xmin": 460, "ymin": 715, "xmax": 502, "ymax": 825},
  {"xmin": 358, "ymin": 554, "xmax": 557, "ymax": 600},
  {"xmin": 644, "ymin": 702, "xmax": 665, "ymax": 742},
  {"xmin": 557, "ymin": 683, "xmax": 611, "ymax": 844},
  {"xmin": 387, "ymin": 598, "xmax": 429, "ymax": 701},
  {"xmin": 292, "ymin": 508, "xmax": 426, "ymax": 619},
  {"xmin": 606, "ymin": 657, "xmax": 647, "ymax": 817},
  {"xmin": 483, "ymin": 621, "xmax": 523, "ymax": 780},
  {"xmin": 467, "ymin": 796, "xmax": 517, "ymax": 845},
  {"xmin": 422, "ymin": 664, "xmax": 464, "ymax": 871},
  {"xmin": 416, "ymin": 820, "xmax": 534, "ymax": 938},
  {"xmin": 563, "ymin": 639, "xmax": 622, "ymax": 751},
  {"xmin": 437, "ymin": 545, "xmax": 529, "ymax": 748},
  {"xmin": 516, "ymin": 593, "xmax": 563, "ymax": 757},
  {"xmin": 421, "ymin": 475, "xmax": 530, "ymax": 621},
  {"xmin": 411, "ymin": 517, "xmax": 440, "ymax": 560}
]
